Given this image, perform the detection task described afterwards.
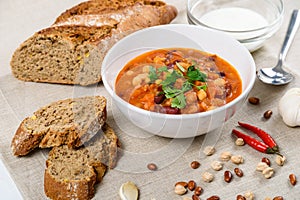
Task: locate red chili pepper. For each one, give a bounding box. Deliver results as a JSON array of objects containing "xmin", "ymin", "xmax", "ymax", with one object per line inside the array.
[
  {"xmin": 238, "ymin": 121, "xmax": 279, "ymax": 152},
  {"xmin": 232, "ymin": 129, "xmax": 276, "ymax": 154}
]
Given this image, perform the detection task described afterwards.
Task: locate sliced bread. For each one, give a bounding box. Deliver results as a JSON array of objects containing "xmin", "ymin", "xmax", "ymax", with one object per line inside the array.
[
  {"xmin": 10, "ymin": 0, "xmax": 177, "ymax": 86},
  {"xmin": 11, "ymin": 96, "xmax": 107, "ymax": 156},
  {"xmin": 44, "ymin": 123, "xmax": 119, "ymax": 200},
  {"xmin": 10, "ymin": 25, "xmax": 115, "ymax": 86}
]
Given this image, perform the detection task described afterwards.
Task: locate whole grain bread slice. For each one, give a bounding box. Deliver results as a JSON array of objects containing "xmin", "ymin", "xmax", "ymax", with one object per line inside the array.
[
  {"xmin": 44, "ymin": 123, "xmax": 119, "ymax": 200},
  {"xmin": 10, "ymin": 25, "xmax": 115, "ymax": 86},
  {"xmin": 10, "ymin": 0, "xmax": 177, "ymax": 86},
  {"xmin": 11, "ymin": 96, "xmax": 107, "ymax": 156}
]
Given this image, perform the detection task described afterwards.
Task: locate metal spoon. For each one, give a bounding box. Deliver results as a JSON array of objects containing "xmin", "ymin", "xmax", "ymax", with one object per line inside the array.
[{"xmin": 257, "ymin": 9, "xmax": 300, "ymax": 85}]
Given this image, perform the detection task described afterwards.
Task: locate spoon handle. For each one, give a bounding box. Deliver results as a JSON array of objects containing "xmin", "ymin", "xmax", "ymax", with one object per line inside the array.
[{"xmin": 278, "ymin": 9, "xmax": 300, "ymax": 63}]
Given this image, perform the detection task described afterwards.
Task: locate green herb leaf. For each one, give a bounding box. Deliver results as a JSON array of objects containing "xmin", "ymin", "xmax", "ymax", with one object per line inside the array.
[
  {"xmin": 161, "ymin": 70, "xmax": 182, "ymax": 86},
  {"xmin": 195, "ymin": 84, "xmax": 207, "ymax": 90},
  {"xmin": 162, "ymin": 85, "xmax": 181, "ymax": 98},
  {"xmin": 171, "ymin": 93, "xmax": 186, "ymax": 109},
  {"xmin": 187, "ymin": 66, "xmax": 207, "ymax": 82},
  {"xmin": 148, "ymin": 66, "xmax": 158, "ymax": 82},
  {"xmin": 158, "ymin": 66, "xmax": 168, "ymax": 72}
]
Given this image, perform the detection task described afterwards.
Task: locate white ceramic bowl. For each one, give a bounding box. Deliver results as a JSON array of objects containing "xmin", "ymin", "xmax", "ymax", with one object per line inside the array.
[
  {"xmin": 187, "ymin": 0, "xmax": 284, "ymax": 52},
  {"xmin": 102, "ymin": 24, "xmax": 256, "ymax": 138}
]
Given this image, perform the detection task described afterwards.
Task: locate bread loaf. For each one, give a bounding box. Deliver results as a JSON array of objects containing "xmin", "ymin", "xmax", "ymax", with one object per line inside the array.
[
  {"xmin": 44, "ymin": 123, "xmax": 119, "ymax": 200},
  {"xmin": 11, "ymin": 96, "xmax": 107, "ymax": 156},
  {"xmin": 10, "ymin": 0, "xmax": 177, "ymax": 86}
]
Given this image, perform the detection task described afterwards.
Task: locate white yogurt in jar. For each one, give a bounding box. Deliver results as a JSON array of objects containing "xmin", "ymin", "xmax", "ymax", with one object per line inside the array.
[
  {"xmin": 190, "ymin": 6, "xmax": 270, "ymax": 51},
  {"xmin": 199, "ymin": 7, "xmax": 268, "ymax": 32}
]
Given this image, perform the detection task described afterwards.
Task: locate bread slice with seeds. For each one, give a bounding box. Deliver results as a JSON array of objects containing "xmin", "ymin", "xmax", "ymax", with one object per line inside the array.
[
  {"xmin": 44, "ymin": 123, "xmax": 119, "ymax": 200},
  {"xmin": 11, "ymin": 96, "xmax": 107, "ymax": 156}
]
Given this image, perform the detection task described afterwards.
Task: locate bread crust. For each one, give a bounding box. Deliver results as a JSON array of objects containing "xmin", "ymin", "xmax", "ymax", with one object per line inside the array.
[
  {"xmin": 10, "ymin": 0, "xmax": 177, "ymax": 86},
  {"xmin": 44, "ymin": 123, "xmax": 119, "ymax": 200},
  {"xmin": 44, "ymin": 166, "xmax": 97, "ymax": 200},
  {"xmin": 11, "ymin": 96, "xmax": 107, "ymax": 156}
]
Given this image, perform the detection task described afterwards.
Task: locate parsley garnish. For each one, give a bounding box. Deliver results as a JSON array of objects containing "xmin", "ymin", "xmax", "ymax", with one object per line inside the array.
[
  {"xmin": 186, "ymin": 66, "xmax": 207, "ymax": 82},
  {"xmin": 148, "ymin": 66, "xmax": 158, "ymax": 83},
  {"xmin": 147, "ymin": 63, "xmax": 207, "ymax": 109}
]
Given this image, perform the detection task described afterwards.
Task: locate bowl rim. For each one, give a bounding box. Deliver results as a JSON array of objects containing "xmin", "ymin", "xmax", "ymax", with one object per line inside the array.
[
  {"xmin": 101, "ymin": 24, "xmax": 256, "ymax": 120},
  {"xmin": 186, "ymin": 0, "xmax": 284, "ymax": 36}
]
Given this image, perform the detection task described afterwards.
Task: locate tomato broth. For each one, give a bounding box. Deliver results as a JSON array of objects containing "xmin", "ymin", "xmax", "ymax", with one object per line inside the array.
[{"xmin": 115, "ymin": 48, "xmax": 242, "ymax": 114}]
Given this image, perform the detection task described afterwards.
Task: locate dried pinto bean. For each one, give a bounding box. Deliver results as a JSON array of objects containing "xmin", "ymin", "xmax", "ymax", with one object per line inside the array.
[
  {"xmin": 234, "ymin": 168, "xmax": 244, "ymax": 177},
  {"xmin": 224, "ymin": 170, "xmax": 232, "ymax": 183},
  {"xmin": 248, "ymin": 97, "xmax": 260, "ymax": 105}
]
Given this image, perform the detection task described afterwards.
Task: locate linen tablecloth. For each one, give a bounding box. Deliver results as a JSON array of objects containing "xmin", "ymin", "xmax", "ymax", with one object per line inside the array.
[{"xmin": 1, "ymin": 0, "xmax": 300, "ymax": 199}]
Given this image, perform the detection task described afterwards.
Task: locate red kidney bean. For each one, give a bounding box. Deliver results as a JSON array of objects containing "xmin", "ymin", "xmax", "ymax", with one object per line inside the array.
[
  {"xmin": 154, "ymin": 94, "xmax": 166, "ymax": 104},
  {"xmin": 163, "ymin": 106, "xmax": 180, "ymax": 114}
]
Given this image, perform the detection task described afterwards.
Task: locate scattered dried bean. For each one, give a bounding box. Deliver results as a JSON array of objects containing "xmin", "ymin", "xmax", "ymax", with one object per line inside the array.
[
  {"xmin": 275, "ymin": 155, "xmax": 286, "ymax": 166},
  {"xmin": 147, "ymin": 163, "xmax": 157, "ymax": 171},
  {"xmin": 194, "ymin": 186, "xmax": 203, "ymax": 196},
  {"xmin": 289, "ymin": 174, "xmax": 297, "ymax": 186},
  {"xmin": 207, "ymin": 195, "xmax": 220, "ymax": 200},
  {"xmin": 202, "ymin": 171, "xmax": 214, "ymax": 183},
  {"xmin": 236, "ymin": 195, "xmax": 246, "ymax": 200},
  {"xmin": 256, "ymin": 162, "xmax": 269, "ymax": 172},
  {"xmin": 220, "ymin": 151, "xmax": 232, "ymax": 161},
  {"xmin": 203, "ymin": 146, "xmax": 216, "ymax": 156},
  {"xmin": 263, "ymin": 110, "xmax": 273, "ymax": 119},
  {"xmin": 188, "ymin": 180, "xmax": 196, "ymax": 191},
  {"xmin": 174, "ymin": 184, "xmax": 187, "ymax": 195},
  {"xmin": 190, "ymin": 161, "xmax": 200, "ymax": 169},
  {"xmin": 175, "ymin": 181, "xmax": 188, "ymax": 188},
  {"xmin": 235, "ymin": 138, "xmax": 245, "ymax": 146},
  {"xmin": 234, "ymin": 168, "xmax": 244, "ymax": 177},
  {"xmin": 248, "ymin": 97, "xmax": 260, "ymax": 105},
  {"xmin": 262, "ymin": 157, "xmax": 271, "ymax": 166},
  {"xmin": 262, "ymin": 167, "xmax": 274, "ymax": 179},
  {"xmin": 231, "ymin": 155, "xmax": 244, "ymax": 164},
  {"xmin": 211, "ymin": 160, "xmax": 223, "ymax": 171},
  {"xmin": 192, "ymin": 195, "xmax": 200, "ymax": 200},
  {"xmin": 273, "ymin": 196, "xmax": 283, "ymax": 200},
  {"xmin": 244, "ymin": 191, "xmax": 255, "ymax": 200},
  {"xmin": 224, "ymin": 170, "xmax": 232, "ymax": 183}
]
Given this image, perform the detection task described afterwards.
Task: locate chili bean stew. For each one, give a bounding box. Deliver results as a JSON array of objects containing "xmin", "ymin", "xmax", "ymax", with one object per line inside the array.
[{"xmin": 115, "ymin": 48, "xmax": 242, "ymax": 114}]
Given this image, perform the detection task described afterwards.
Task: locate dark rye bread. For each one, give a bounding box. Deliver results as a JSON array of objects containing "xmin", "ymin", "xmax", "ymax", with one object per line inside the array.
[
  {"xmin": 44, "ymin": 123, "xmax": 119, "ymax": 200},
  {"xmin": 11, "ymin": 96, "xmax": 107, "ymax": 156},
  {"xmin": 11, "ymin": 25, "xmax": 115, "ymax": 86},
  {"xmin": 10, "ymin": 0, "xmax": 177, "ymax": 86}
]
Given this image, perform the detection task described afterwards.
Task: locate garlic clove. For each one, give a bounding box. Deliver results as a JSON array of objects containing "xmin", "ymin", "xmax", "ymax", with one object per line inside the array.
[
  {"xmin": 119, "ymin": 181, "xmax": 139, "ymax": 200},
  {"xmin": 278, "ymin": 88, "xmax": 300, "ymax": 127}
]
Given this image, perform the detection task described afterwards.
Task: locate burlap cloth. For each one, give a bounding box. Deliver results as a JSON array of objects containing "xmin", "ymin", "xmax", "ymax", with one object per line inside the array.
[{"xmin": 1, "ymin": 0, "xmax": 300, "ymax": 199}]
